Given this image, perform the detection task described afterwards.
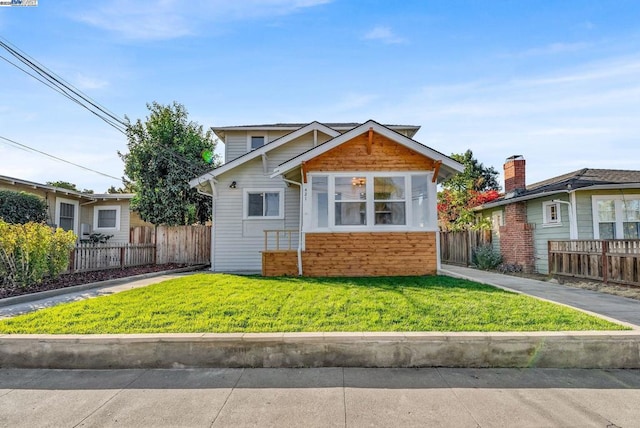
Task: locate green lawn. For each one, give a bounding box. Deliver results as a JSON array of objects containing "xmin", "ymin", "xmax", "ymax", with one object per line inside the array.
[{"xmin": 0, "ymin": 274, "xmax": 627, "ymax": 333}]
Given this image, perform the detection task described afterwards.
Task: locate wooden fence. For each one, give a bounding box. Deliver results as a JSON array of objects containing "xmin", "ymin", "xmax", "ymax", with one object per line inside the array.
[
  {"xmin": 155, "ymin": 225, "xmax": 211, "ymax": 264},
  {"xmin": 68, "ymin": 225, "xmax": 211, "ymax": 273},
  {"xmin": 440, "ymin": 230, "xmax": 492, "ymax": 266},
  {"xmin": 68, "ymin": 242, "xmax": 155, "ymax": 273},
  {"xmin": 549, "ymin": 240, "xmax": 640, "ymax": 286}
]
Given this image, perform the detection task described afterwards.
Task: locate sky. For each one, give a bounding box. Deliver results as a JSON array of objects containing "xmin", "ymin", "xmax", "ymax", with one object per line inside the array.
[{"xmin": 1, "ymin": 0, "xmax": 639, "ymax": 193}]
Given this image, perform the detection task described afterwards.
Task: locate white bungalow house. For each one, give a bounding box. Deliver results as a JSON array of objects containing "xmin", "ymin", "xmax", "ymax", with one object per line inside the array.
[
  {"xmin": 0, "ymin": 174, "xmax": 148, "ymax": 242},
  {"xmin": 190, "ymin": 120, "xmax": 463, "ymax": 276}
]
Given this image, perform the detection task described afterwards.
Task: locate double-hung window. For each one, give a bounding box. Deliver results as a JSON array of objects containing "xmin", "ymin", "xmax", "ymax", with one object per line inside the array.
[
  {"xmin": 247, "ymin": 133, "xmax": 266, "ymax": 151},
  {"xmin": 592, "ymin": 196, "xmax": 640, "ymax": 239},
  {"xmin": 308, "ymin": 173, "xmax": 432, "ymax": 231},
  {"xmin": 93, "ymin": 205, "xmax": 121, "ymax": 231},
  {"xmin": 244, "ymin": 189, "xmax": 283, "ymax": 219},
  {"xmin": 542, "ymin": 201, "xmax": 561, "ymax": 226}
]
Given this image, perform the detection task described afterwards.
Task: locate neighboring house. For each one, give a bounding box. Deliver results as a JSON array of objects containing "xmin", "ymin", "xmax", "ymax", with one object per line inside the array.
[
  {"xmin": 0, "ymin": 174, "xmax": 147, "ymax": 242},
  {"xmin": 190, "ymin": 120, "xmax": 463, "ymax": 276},
  {"xmin": 475, "ymin": 156, "xmax": 640, "ymax": 274}
]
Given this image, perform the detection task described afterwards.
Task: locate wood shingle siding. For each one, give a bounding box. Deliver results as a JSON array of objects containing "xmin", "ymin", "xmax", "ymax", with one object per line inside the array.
[
  {"xmin": 300, "ymin": 232, "xmax": 437, "ymax": 277},
  {"xmin": 304, "ymin": 132, "xmax": 436, "ymax": 172}
]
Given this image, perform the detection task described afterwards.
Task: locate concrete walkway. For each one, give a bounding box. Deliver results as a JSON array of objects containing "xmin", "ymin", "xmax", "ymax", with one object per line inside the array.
[
  {"xmin": 2, "ymin": 367, "xmax": 639, "ymax": 427},
  {"xmin": 0, "ymin": 270, "xmax": 199, "ymax": 320},
  {"xmin": 441, "ymin": 264, "xmax": 640, "ymax": 328}
]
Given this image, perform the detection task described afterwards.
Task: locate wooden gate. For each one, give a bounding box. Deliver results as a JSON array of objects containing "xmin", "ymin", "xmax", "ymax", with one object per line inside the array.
[{"xmin": 440, "ymin": 230, "xmax": 492, "ymax": 266}]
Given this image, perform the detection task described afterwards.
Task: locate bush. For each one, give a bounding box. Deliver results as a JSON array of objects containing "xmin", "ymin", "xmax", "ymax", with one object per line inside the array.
[
  {"xmin": 0, "ymin": 220, "xmax": 76, "ymax": 289},
  {"xmin": 472, "ymin": 244, "xmax": 502, "ymax": 270},
  {"xmin": 0, "ymin": 190, "xmax": 48, "ymax": 224}
]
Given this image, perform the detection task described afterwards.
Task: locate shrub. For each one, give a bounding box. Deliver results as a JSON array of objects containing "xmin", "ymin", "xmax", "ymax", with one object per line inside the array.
[
  {"xmin": 0, "ymin": 220, "xmax": 76, "ymax": 289},
  {"xmin": 0, "ymin": 190, "xmax": 48, "ymax": 224},
  {"xmin": 472, "ymin": 244, "xmax": 503, "ymax": 270}
]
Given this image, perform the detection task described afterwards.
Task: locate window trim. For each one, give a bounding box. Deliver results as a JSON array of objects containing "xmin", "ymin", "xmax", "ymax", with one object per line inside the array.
[
  {"xmin": 304, "ymin": 171, "xmax": 436, "ymax": 232},
  {"xmin": 243, "ymin": 188, "xmax": 285, "ymax": 220},
  {"xmin": 542, "ymin": 201, "xmax": 562, "ymax": 227},
  {"xmin": 55, "ymin": 197, "xmax": 79, "ymax": 235},
  {"xmin": 93, "ymin": 205, "xmax": 121, "ymax": 231},
  {"xmin": 592, "ymin": 195, "xmax": 640, "ymax": 239},
  {"xmin": 246, "ymin": 132, "xmax": 267, "ymax": 152}
]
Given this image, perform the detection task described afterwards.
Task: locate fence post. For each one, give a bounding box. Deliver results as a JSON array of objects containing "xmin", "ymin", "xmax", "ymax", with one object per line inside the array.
[
  {"xmin": 68, "ymin": 248, "xmax": 76, "ymax": 273},
  {"xmin": 548, "ymin": 240, "xmax": 552, "ymax": 275},
  {"xmin": 120, "ymin": 246, "xmax": 126, "ymax": 268},
  {"xmin": 602, "ymin": 240, "xmax": 609, "ymax": 284}
]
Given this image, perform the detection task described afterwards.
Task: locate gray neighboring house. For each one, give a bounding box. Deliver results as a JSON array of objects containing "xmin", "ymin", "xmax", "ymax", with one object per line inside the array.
[
  {"xmin": 0, "ymin": 174, "xmax": 144, "ymax": 242},
  {"xmin": 475, "ymin": 156, "xmax": 640, "ymax": 274}
]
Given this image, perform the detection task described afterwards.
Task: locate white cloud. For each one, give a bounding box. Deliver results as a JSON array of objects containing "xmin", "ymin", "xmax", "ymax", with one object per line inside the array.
[
  {"xmin": 74, "ymin": 73, "xmax": 108, "ymax": 90},
  {"xmin": 510, "ymin": 42, "xmax": 590, "ymax": 58},
  {"xmin": 73, "ymin": 0, "xmax": 333, "ymax": 41},
  {"xmin": 363, "ymin": 26, "xmax": 406, "ymax": 44}
]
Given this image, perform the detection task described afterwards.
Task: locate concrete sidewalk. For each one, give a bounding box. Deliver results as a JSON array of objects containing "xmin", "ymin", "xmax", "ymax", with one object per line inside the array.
[
  {"xmin": 441, "ymin": 264, "xmax": 640, "ymax": 328},
  {"xmin": 1, "ymin": 367, "xmax": 639, "ymax": 427}
]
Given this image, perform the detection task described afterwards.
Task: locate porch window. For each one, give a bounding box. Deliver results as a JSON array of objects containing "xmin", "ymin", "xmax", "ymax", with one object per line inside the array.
[
  {"xmin": 592, "ymin": 196, "xmax": 640, "ymax": 239},
  {"xmin": 244, "ymin": 189, "xmax": 283, "ymax": 219},
  {"xmin": 308, "ymin": 173, "xmax": 432, "ymax": 231},
  {"xmin": 335, "ymin": 176, "xmax": 366, "ymax": 226}
]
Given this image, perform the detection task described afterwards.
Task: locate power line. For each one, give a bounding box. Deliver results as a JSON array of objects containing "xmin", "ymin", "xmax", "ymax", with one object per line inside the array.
[
  {"xmin": 0, "ymin": 37, "xmax": 127, "ymax": 134},
  {"xmin": 0, "ymin": 135, "xmax": 122, "ymax": 181}
]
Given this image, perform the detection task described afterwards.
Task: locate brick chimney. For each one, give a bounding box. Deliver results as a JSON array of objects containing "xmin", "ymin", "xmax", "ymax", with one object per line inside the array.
[{"xmin": 504, "ymin": 155, "xmax": 526, "ymax": 196}]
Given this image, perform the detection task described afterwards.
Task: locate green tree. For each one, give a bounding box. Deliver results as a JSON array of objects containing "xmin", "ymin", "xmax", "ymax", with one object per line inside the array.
[
  {"xmin": 438, "ymin": 150, "xmax": 501, "ymax": 231},
  {"xmin": 441, "ymin": 149, "xmax": 500, "ymax": 192},
  {"xmin": 107, "ymin": 180, "xmax": 136, "ymax": 194},
  {"xmin": 119, "ymin": 101, "xmax": 220, "ymax": 225},
  {"xmin": 46, "ymin": 181, "xmax": 94, "ymax": 194},
  {"xmin": 0, "ymin": 190, "xmax": 48, "ymax": 224}
]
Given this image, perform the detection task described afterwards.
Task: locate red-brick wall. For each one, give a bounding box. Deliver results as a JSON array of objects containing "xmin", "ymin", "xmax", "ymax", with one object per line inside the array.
[
  {"xmin": 499, "ymin": 202, "xmax": 535, "ymax": 273},
  {"xmin": 504, "ymin": 157, "xmax": 526, "ymax": 193}
]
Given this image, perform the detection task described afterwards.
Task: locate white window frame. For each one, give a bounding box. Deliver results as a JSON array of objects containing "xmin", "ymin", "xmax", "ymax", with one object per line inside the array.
[
  {"xmin": 592, "ymin": 195, "xmax": 640, "ymax": 239},
  {"xmin": 542, "ymin": 201, "xmax": 562, "ymax": 226},
  {"xmin": 247, "ymin": 132, "xmax": 267, "ymax": 152},
  {"xmin": 491, "ymin": 210, "xmax": 504, "ymax": 229},
  {"xmin": 304, "ymin": 171, "xmax": 436, "ymax": 232},
  {"xmin": 55, "ymin": 197, "xmax": 79, "ymax": 235},
  {"xmin": 93, "ymin": 205, "xmax": 121, "ymax": 232},
  {"xmin": 243, "ymin": 188, "xmax": 284, "ymax": 220}
]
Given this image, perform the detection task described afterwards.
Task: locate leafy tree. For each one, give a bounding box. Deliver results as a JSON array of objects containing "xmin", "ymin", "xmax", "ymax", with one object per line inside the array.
[
  {"xmin": 441, "ymin": 149, "xmax": 500, "ymax": 192},
  {"xmin": 0, "ymin": 190, "xmax": 47, "ymax": 224},
  {"xmin": 46, "ymin": 181, "xmax": 93, "ymax": 194},
  {"xmin": 119, "ymin": 101, "xmax": 220, "ymax": 225},
  {"xmin": 107, "ymin": 180, "xmax": 136, "ymax": 194},
  {"xmin": 438, "ymin": 150, "xmax": 501, "ymax": 231}
]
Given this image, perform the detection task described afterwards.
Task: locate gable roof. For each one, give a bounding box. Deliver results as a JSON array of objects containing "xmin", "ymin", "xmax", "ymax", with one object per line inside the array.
[
  {"xmin": 0, "ymin": 175, "xmax": 134, "ymax": 202},
  {"xmin": 189, "ymin": 121, "xmax": 341, "ymax": 188},
  {"xmin": 478, "ymin": 168, "xmax": 640, "ymax": 209},
  {"xmin": 212, "ymin": 122, "xmax": 421, "ymax": 140},
  {"xmin": 271, "ymin": 120, "xmax": 464, "ymax": 181}
]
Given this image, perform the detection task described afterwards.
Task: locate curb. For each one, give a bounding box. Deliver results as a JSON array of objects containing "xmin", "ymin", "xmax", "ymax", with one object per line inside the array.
[
  {"xmin": 0, "ymin": 265, "xmax": 209, "ymax": 308},
  {"xmin": 1, "ymin": 331, "xmax": 639, "ymax": 369}
]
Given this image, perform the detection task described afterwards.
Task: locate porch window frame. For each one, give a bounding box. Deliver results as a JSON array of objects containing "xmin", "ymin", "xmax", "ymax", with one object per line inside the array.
[
  {"xmin": 591, "ymin": 194, "xmax": 640, "ymax": 239},
  {"xmin": 55, "ymin": 197, "xmax": 79, "ymax": 235},
  {"xmin": 305, "ymin": 171, "xmax": 436, "ymax": 232}
]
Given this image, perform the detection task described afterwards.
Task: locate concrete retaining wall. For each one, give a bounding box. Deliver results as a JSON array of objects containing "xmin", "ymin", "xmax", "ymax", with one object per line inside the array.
[{"xmin": 2, "ymin": 332, "xmax": 640, "ymax": 369}]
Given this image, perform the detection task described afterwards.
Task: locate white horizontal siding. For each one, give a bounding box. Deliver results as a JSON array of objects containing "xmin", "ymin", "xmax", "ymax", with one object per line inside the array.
[{"xmin": 224, "ymin": 130, "xmax": 290, "ymax": 163}]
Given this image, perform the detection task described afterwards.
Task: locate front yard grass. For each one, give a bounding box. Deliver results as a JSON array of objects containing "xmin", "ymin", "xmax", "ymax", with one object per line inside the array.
[{"xmin": 0, "ymin": 274, "xmax": 627, "ymax": 334}]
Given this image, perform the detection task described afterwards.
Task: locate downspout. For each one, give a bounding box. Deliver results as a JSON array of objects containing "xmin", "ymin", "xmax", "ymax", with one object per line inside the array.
[
  {"xmin": 282, "ymin": 177, "xmax": 303, "ymax": 276},
  {"xmin": 552, "ymin": 196, "xmax": 577, "ymax": 239}
]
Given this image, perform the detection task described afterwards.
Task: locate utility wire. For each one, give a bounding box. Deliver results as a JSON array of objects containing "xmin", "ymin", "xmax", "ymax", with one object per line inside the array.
[
  {"xmin": 0, "ymin": 37, "xmax": 127, "ymax": 134},
  {"xmin": 0, "ymin": 135, "xmax": 122, "ymax": 181}
]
